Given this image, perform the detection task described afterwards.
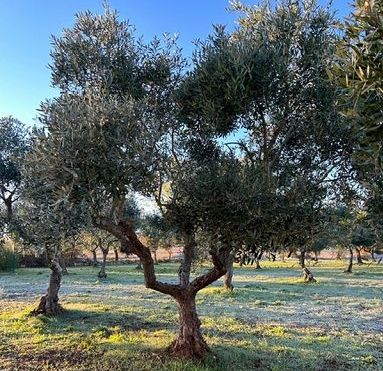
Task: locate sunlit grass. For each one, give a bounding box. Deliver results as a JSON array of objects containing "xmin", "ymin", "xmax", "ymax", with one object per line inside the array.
[{"xmin": 0, "ymin": 260, "xmax": 382, "ymax": 370}]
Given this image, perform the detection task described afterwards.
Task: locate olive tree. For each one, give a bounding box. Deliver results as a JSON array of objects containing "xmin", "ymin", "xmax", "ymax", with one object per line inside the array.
[
  {"xmin": 27, "ymin": 6, "xmax": 243, "ymax": 358},
  {"xmin": 0, "ymin": 117, "xmax": 29, "ymax": 229},
  {"xmin": 20, "ymin": 177, "xmax": 86, "ymax": 315},
  {"xmin": 178, "ymin": 0, "xmax": 352, "ymax": 286}
]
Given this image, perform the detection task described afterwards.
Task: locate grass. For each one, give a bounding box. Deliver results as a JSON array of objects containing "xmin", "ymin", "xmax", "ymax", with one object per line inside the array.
[{"xmin": 0, "ymin": 260, "xmax": 382, "ymax": 370}]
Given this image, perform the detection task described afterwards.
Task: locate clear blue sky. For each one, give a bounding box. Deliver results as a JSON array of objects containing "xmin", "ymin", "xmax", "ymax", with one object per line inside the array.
[{"xmin": 0, "ymin": 0, "xmax": 351, "ymax": 126}]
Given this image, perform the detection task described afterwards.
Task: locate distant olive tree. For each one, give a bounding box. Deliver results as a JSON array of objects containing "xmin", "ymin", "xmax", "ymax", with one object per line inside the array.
[
  {"xmin": 0, "ymin": 116, "xmax": 29, "ymax": 230},
  {"xmin": 178, "ymin": 0, "xmax": 352, "ymax": 287}
]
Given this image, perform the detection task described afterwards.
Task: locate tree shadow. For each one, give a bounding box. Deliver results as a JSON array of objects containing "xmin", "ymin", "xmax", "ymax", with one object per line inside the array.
[{"xmin": 33, "ymin": 307, "xmax": 177, "ymax": 338}]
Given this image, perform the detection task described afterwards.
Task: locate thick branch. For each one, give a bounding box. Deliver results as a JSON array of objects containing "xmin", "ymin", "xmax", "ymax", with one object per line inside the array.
[
  {"xmin": 190, "ymin": 250, "xmax": 228, "ymax": 294},
  {"xmin": 179, "ymin": 233, "xmax": 195, "ymax": 288},
  {"xmin": 96, "ymin": 217, "xmax": 180, "ymax": 297}
]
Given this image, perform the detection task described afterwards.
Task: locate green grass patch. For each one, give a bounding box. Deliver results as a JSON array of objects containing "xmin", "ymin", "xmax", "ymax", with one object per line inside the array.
[{"xmin": 0, "ymin": 260, "xmax": 382, "ymax": 370}]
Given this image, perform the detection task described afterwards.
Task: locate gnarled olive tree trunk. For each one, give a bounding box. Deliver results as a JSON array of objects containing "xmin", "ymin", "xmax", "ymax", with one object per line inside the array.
[
  {"xmin": 97, "ymin": 218, "xmax": 228, "ymax": 359},
  {"xmin": 31, "ymin": 247, "xmax": 63, "ymax": 316},
  {"xmin": 223, "ymin": 253, "xmax": 234, "ymax": 291},
  {"xmin": 91, "ymin": 248, "xmax": 98, "ymax": 266},
  {"xmin": 113, "ymin": 247, "xmax": 119, "ymax": 262},
  {"xmin": 300, "ymin": 250, "xmax": 316, "ymax": 282},
  {"xmin": 344, "ymin": 248, "xmax": 353, "ymax": 273},
  {"xmin": 255, "ymin": 249, "xmax": 263, "ymax": 269},
  {"xmin": 98, "ymin": 246, "xmax": 108, "ymax": 278},
  {"xmin": 171, "ymin": 291, "xmax": 208, "ymax": 358}
]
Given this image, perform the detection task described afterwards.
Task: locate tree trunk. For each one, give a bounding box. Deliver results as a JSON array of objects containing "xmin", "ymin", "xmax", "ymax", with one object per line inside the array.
[
  {"xmin": 223, "ymin": 254, "xmax": 234, "ymax": 291},
  {"xmin": 344, "ymin": 248, "xmax": 353, "ymax": 273},
  {"xmin": 371, "ymin": 247, "xmax": 376, "ymax": 262},
  {"xmin": 114, "ymin": 247, "xmax": 119, "ymax": 262},
  {"xmin": 299, "ymin": 250, "xmax": 306, "ymax": 269},
  {"xmin": 303, "ymin": 267, "xmax": 317, "ymax": 283},
  {"xmin": 60, "ymin": 256, "xmax": 68, "ymax": 275},
  {"xmin": 300, "ymin": 250, "xmax": 316, "ymax": 282},
  {"xmin": 92, "ymin": 249, "xmax": 98, "ymax": 267},
  {"xmin": 167, "ymin": 249, "xmax": 172, "ymax": 262},
  {"xmin": 239, "ymin": 251, "xmax": 246, "ymax": 267},
  {"xmin": 31, "ymin": 259, "xmax": 63, "ymax": 316},
  {"xmin": 254, "ymin": 249, "xmax": 263, "ymax": 269},
  {"xmin": 153, "ymin": 250, "xmax": 158, "ymax": 265},
  {"xmin": 98, "ymin": 250, "xmax": 108, "ymax": 278},
  {"xmin": 170, "ymin": 293, "xmax": 208, "ymax": 359},
  {"xmin": 4, "ymin": 196, "xmax": 13, "ymax": 222},
  {"xmin": 355, "ymin": 247, "xmax": 363, "ymax": 265}
]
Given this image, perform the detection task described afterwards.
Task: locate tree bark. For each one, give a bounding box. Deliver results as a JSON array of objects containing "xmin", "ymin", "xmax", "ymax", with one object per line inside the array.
[
  {"xmin": 344, "ymin": 248, "xmax": 353, "ymax": 273},
  {"xmin": 31, "ymin": 258, "xmax": 63, "ymax": 316},
  {"xmin": 92, "ymin": 248, "xmax": 98, "ymax": 267},
  {"xmin": 168, "ymin": 250, "xmax": 172, "ymax": 262},
  {"xmin": 98, "ymin": 249, "xmax": 108, "ymax": 278},
  {"xmin": 239, "ymin": 251, "xmax": 246, "ymax": 267},
  {"xmin": 223, "ymin": 254, "xmax": 234, "ymax": 291},
  {"xmin": 170, "ymin": 292, "xmax": 208, "ymax": 359},
  {"xmin": 4, "ymin": 197, "xmax": 13, "ymax": 222},
  {"xmin": 299, "ymin": 250, "xmax": 306, "ymax": 269}
]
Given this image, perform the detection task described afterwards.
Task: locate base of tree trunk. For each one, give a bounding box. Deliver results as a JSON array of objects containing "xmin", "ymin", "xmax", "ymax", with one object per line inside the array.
[
  {"xmin": 30, "ymin": 294, "xmax": 63, "ymax": 316},
  {"xmin": 223, "ymin": 255, "xmax": 234, "ymax": 291},
  {"xmin": 344, "ymin": 269, "xmax": 352, "ymax": 273},
  {"xmin": 170, "ymin": 294, "xmax": 210, "ymax": 359},
  {"xmin": 168, "ymin": 332, "xmax": 209, "ymax": 359},
  {"xmin": 255, "ymin": 261, "xmax": 262, "ymax": 269},
  {"xmin": 223, "ymin": 282, "xmax": 234, "ymax": 291},
  {"xmin": 223, "ymin": 273, "xmax": 234, "ymax": 291},
  {"xmin": 98, "ymin": 270, "xmax": 107, "ymax": 279},
  {"xmin": 303, "ymin": 268, "xmax": 316, "ymax": 283}
]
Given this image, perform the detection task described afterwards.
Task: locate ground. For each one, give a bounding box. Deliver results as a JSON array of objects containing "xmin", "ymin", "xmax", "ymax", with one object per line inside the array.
[{"xmin": 0, "ymin": 260, "xmax": 382, "ymax": 370}]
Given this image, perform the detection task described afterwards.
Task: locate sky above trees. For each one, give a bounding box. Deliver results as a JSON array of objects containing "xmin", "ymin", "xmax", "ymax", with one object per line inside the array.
[{"xmin": 0, "ymin": 0, "xmax": 349, "ymax": 125}]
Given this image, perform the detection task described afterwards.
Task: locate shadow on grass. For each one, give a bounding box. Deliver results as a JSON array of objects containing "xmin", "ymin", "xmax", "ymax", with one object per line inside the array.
[
  {"xmin": 33, "ymin": 307, "xmax": 177, "ymax": 338},
  {"xmin": 2, "ymin": 305, "xmax": 381, "ymax": 371}
]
